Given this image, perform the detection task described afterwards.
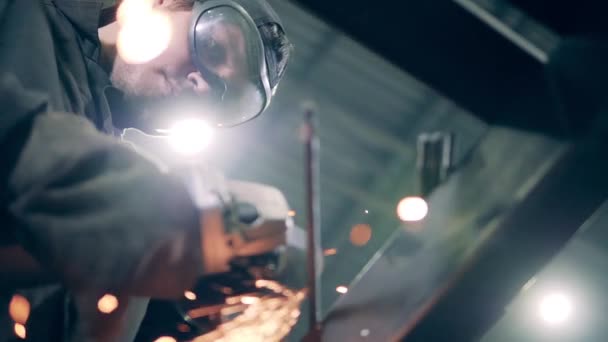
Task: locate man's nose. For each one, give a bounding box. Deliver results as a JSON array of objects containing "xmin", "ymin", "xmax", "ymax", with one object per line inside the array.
[{"xmin": 186, "ymin": 71, "xmax": 210, "ymax": 94}]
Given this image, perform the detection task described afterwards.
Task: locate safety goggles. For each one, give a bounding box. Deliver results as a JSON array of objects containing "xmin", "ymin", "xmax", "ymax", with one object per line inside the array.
[{"xmin": 189, "ymin": 0, "xmax": 272, "ymax": 127}]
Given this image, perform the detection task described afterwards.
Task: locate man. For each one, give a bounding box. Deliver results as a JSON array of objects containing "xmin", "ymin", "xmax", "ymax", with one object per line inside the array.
[{"xmin": 0, "ymin": 0, "xmax": 293, "ymax": 341}]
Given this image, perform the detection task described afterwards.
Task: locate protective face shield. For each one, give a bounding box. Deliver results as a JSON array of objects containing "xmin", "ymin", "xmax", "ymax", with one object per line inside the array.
[{"xmin": 188, "ymin": 0, "xmax": 281, "ymax": 127}]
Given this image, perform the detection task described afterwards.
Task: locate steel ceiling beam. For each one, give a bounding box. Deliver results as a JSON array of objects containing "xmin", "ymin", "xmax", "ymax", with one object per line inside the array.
[
  {"xmin": 317, "ymin": 127, "xmax": 566, "ymax": 341},
  {"xmin": 291, "ymin": 0, "xmax": 571, "ymax": 138},
  {"xmin": 400, "ymin": 116, "xmax": 608, "ymax": 341}
]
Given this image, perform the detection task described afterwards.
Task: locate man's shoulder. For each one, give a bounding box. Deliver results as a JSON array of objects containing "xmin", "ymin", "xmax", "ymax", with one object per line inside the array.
[
  {"xmin": 42, "ymin": 0, "xmax": 108, "ymax": 40},
  {"xmin": 0, "ymin": 0, "xmax": 111, "ymax": 123}
]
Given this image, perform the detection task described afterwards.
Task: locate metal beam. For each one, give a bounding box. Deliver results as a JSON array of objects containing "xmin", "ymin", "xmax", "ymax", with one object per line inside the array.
[
  {"xmin": 291, "ymin": 0, "xmax": 568, "ymax": 137},
  {"xmin": 453, "ymin": 0, "xmax": 549, "ymax": 63},
  {"xmin": 315, "ymin": 127, "xmax": 565, "ymax": 341},
  {"xmin": 400, "ymin": 116, "xmax": 608, "ymax": 342}
]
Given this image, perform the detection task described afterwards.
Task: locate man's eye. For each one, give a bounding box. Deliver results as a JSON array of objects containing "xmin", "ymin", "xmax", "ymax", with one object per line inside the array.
[{"xmin": 201, "ymin": 37, "xmax": 227, "ymax": 68}]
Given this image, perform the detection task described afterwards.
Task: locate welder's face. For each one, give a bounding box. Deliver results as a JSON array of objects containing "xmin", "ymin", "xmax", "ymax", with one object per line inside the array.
[{"xmin": 110, "ymin": 5, "xmax": 248, "ymax": 114}]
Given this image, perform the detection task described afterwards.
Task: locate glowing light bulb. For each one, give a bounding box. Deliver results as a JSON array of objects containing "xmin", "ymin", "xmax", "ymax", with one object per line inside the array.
[
  {"xmin": 97, "ymin": 294, "xmax": 119, "ymax": 314},
  {"xmin": 167, "ymin": 119, "xmax": 213, "ymax": 156},
  {"xmin": 117, "ymin": 0, "xmax": 171, "ymax": 64},
  {"xmin": 539, "ymin": 292, "xmax": 572, "ymax": 324},
  {"xmin": 336, "ymin": 286, "xmax": 348, "ymax": 294},
  {"xmin": 397, "ymin": 196, "xmax": 428, "ymax": 222}
]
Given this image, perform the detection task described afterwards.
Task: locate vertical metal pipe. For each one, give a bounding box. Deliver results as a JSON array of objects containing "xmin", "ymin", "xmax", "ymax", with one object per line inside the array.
[{"xmin": 303, "ymin": 107, "xmax": 321, "ymax": 333}]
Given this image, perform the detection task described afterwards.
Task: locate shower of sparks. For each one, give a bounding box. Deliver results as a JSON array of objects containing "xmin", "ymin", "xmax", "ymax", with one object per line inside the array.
[{"xmin": 189, "ymin": 280, "xmax": 306, "ymax": 342}]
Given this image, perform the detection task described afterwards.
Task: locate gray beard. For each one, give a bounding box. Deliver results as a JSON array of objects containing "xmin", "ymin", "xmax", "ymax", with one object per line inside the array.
[
  {"xmin": 110, "ymin": 60, "xmax": 157, "ymax": 97},
  {"xmin": 110, "ymin": 60, "xmax": 265, "ymax": 129}
]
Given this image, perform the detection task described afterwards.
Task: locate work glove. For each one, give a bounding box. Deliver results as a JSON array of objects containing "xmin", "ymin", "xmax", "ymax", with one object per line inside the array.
[
  {"xmin": 200, "ymin": 180, "xmax": 290, "ymax": 278},
  {"xmin": 121, "ymin": 128, "xmax": 291, "ymax": 279}
]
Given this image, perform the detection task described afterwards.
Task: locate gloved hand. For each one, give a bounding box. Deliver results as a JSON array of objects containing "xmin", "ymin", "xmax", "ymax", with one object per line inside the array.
[
  {"xmin": 120, "ymin": 128, "xmax": 291, "ymax": 278},
  {"xmin": 200, "ymin": 180, "xmax": 290, "ymax": 277}
]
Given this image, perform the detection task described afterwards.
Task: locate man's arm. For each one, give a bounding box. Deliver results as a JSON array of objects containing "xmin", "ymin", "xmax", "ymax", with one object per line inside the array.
[{"xmin": 1, "ymin": 73, "xmax": 204, "ymax": 298}]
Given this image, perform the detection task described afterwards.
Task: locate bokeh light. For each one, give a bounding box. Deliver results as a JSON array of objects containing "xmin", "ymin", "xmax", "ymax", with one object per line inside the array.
[
  {"xmin": 287, "ymin": 210, "xmax": 296, "ymax": 217},
  {"xmin": 97, "ymin": 294, "xmax": 119, "ymax": 314},
  {"xmin": 336, "ymin": 286, "xmax": 348, "ymax": 294},
  {"xmin": 167, "ymin": 119, "xmax": 214, "ymax": 156},
  {"xmin": 397, "ymin": 196, "xmax": 429, "ymax": 222},
  {"xmin": 323, "ymin": 248, "xmax": 337, "ymax": 256},
  {"xmin": 185, "ymin": 291, "xmax": 197, "ymax": 301},
  {"xmin": 154, "ymin": 337, "xmax": 177, "ymax": 342},
  {"xmin": 241, "ymin": 296, "xmax": 261, "ymax": 305},
  {"xmin": 539, "ymin": 292, "xmax": 572, "ymax": 324},
  {"xmin": 177, "ymin": 324, "xmax": 191, "ymax": 333},
  {"xmin": 9, "ymin": 295, "xmax": 30, "ymax": 325},
  {"xmin": 14, "ymin": 323, "xmax": 26, "ymax": 339},
  {"xmin": 350, "ymin": 224, "xmax": 372, "ymax": 246},
  {"xmin": 117, "ymin": 0, "xmax": 172, "ymax": 64}
]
